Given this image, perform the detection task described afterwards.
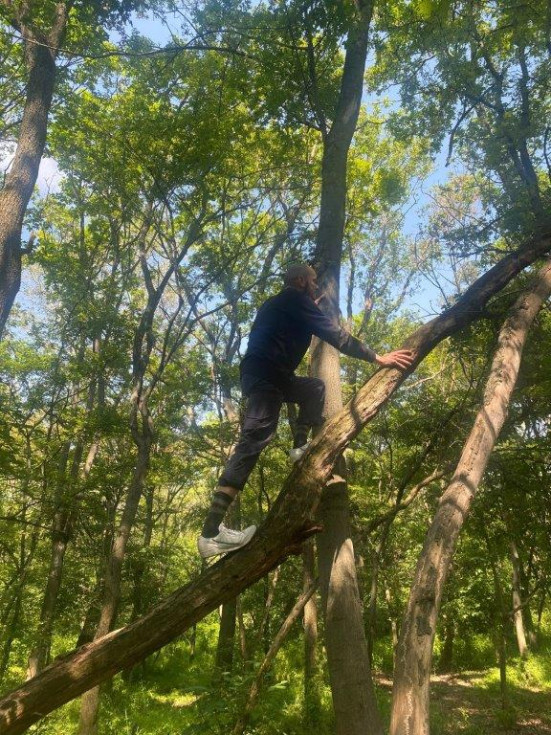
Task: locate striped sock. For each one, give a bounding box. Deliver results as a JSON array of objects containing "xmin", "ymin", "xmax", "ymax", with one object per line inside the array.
[
  {"xmin": 201, "ymin": 490, "xmax": 233, "ymax": 538},
  {"xmin": 294, "ymin": 425, "xmax": 309, "ymax": 448}
]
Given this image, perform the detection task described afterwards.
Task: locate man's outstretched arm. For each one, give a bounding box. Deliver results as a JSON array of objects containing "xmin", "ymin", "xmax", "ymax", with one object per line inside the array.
[{"xmin": 299, "ymin": 293, "xmax": 414, "ymax": 369}]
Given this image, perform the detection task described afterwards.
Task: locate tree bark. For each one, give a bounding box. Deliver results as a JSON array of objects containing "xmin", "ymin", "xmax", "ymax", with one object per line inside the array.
[
  {"xmin": 510, "ymin": 541, "xmax": 529, "ymax": 659},
  {"xmin": 385, "ymin": 584, "xmax": 399, "ymax": 670},
  {"xmin": 215, "ymin": 599, "xmax": 237, "ymax": 675},
  {"xmin": 302, "ymin": 540, "xmax": 321, "ymax": 729},
  {"xmin": 0, "ymin": 6, "xmax": 67, "ymax": 337},
  {"xmin": 1, "ymin": 236, "xmax": 551, "ymax": 733},
  {"xmin": 309, "ymin": 0, "xmax": 383, "ymax": 731},
  {"xmin": 389, "ymin": 259, "xmax": 551, "ymax": 735},
  {"xmin": 317, "ymin": 478, "xmax": 383, "ymax": 734}
]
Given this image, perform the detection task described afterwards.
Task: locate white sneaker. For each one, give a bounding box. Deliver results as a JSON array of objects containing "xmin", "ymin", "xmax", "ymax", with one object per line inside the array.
[
  {"xmin": 289, "ymin": 443, "xmax": 310, "ymax": 463},
  {"xmin": 197, "ymin": 523, "xmax": 257, "ymax": 558}
]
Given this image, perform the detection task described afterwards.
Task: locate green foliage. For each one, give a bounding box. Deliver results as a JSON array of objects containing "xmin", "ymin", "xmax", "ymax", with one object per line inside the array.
[{"xmin": 1, "ymin": 1, "xmax": 551, "ymax": 733}]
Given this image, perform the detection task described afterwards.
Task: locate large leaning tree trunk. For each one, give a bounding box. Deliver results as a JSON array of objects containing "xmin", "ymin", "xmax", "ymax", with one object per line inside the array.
[
  {"xmin": 0, "ymin": 231, "xmax": 550, "ymax": 734},
  {"xmin": 308, "ymin": 1, "xmax": 382, "ymax": 732},
  {"xmin": 0, "ymin": 1, "xmax": 69, "ymax": 337},
  {"xmin": 389, "ymin": 258, "xmax": 551, "ymax": 735}
]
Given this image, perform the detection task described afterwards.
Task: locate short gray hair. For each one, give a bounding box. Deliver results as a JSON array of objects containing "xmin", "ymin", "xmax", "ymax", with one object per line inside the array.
[{"xmin": 283, "ymin": 263, "xmax": 316, "ymax": 286}]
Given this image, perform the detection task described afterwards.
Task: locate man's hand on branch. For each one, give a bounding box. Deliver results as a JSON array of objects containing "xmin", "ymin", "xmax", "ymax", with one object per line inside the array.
[{"xmin": 374, "ymin": 350, "xmax": 415, "ymax": 370}]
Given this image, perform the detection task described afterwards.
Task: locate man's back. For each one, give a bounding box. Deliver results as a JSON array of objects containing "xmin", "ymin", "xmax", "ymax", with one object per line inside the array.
[
  {"xmin": 244, "ymin": 288, "xmax": 314, "ymax": 377},
  {"xmin": 243, "ymin": 287, "xmax": 376, "ymax": 382}
]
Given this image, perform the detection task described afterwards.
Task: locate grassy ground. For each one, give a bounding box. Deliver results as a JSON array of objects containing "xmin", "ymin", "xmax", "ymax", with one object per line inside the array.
[
  {"xmin": 24, "ymin": 635, "xmax": 551, "ymax": 734},
  {"xmin": 378, "ymin": 670, "xmax": 551, "ymax": 735},
  {"xmin": 430, "ymin": 671, "xmax": 551, "ymax": 735}
]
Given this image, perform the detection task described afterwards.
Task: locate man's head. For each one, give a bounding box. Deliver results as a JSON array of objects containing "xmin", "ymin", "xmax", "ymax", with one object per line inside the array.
[{"xmin": 283, "ymin": 264, "xmax": 318, "ymax": 300}]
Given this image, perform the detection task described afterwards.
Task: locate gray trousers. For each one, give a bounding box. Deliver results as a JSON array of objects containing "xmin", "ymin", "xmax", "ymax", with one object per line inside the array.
[{"xmin": 218, "ymin": 372, "xmax": 325, "ymax": 491}]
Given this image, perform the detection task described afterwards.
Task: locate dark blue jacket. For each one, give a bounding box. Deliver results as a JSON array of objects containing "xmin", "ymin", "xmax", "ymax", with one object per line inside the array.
[{"xmin": 241, "ymin": 287, "xmax": 376, "ymax": 386}]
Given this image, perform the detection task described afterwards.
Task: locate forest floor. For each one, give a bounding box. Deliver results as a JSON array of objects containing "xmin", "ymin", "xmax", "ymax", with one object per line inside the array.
[{"xmin": 379, "ymin": 672, "xmax": 551, "ymax": 735}]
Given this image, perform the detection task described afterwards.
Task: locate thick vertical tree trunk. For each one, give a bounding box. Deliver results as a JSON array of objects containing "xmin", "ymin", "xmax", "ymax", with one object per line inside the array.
[
  {"xmin": 311, "ymin": 2, "xmax": 382, "ymax": 732},
  {"xmin": 317, "ymin": 479, "xmax": 382, "ymax": 734},
  {"xmin": 389, "ymin": 260, "xmax": 551, "ymax": 735},
  {"xmin": 215, "ymin": 599, "xmax": 237, "ymax": 674},
  {"xmin": 0, "ymin": 7, "xmax": 67, "ymax": 337}
]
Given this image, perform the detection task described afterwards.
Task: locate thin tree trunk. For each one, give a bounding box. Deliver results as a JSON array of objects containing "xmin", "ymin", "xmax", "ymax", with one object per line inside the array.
[
  {"xmin": 122, "ymin": 485, "xmax": 156, "ymax": 683},
  {"xmin": 2, "ymin": 238, "xmax": 551, "ymax": 734},
  {"xmin": 366, "ymin": 526, "xmax": 391, "ymax": 664},
  {"xmin": 130, "ymin": 486, "xmax": 155, "ymax": 623},
  {"xmin": 256, "ymin": 567, "xmax": 281, "ymax": 655},
  {"xmin": 510, "ymin": 541, "xmax": 529, "ymax": 659},
  {"xmin": 437, "ymin": 619, "xmax": 455, "ymax": 673},
  {"xmin": 0, "ymin": 593, "xmax": 23, "ymax": 682},
  {"xmin": 215, "ymin": 498, "xmax": 241, "ymax": 674},
  {"xmin": 76, "ymin": 593, "xmax": 101, "ymax": 648},
  {"xmin": 78, "ymin": 440, "xmax": 152, "ymax": 735},
  {"xmin": 302, "ymin": 540, "xmax": 321, "ymax": 729},
  {"xmin": 231, "ymin": 582, "xmax": 317, "ymax": 735},
  {"xmin": 237, "ymin": 598, "xmax": 248, "ymax": 664},
  {"xmin": 0, "ymin": 507, "xmax": 40, "ymax": 681},
  {"xmin": 537, "ymin": 588, "xmax": 546, "ymax": 630},
  {"xmin": 489, "ymin": 552, "xmax": 509, "ymax": 711},
  {"xmin": 214, "ymin": 366, "xmax": 242, "ymax": 673},
  {"xmin": 384, "ymin": 585, "xmax": 399, "ymax": 670},
  {"xmin": 28, "ymin": 369, "xmax": 102, "ymax": 677},
  {"xmin": 78, "ymin": 213, "xmax": 179, "ymax": 732},
  {"xmin": 27, "ymin": 440, "xmax": 71, "ymax": 677},
  {"xmin": 389, "ymin": 259, "xmax": 551, "ymax": 735}
]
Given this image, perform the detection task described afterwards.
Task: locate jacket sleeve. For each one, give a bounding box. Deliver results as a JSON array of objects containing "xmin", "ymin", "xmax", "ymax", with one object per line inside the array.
[{"xmin": 297, "ymin": 293, "xmax": 377, "ymax": 362}]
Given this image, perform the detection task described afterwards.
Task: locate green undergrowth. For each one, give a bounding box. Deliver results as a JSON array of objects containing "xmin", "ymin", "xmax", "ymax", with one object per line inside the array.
[{"xmin": 23, "ymin": 622, "xmax": 551, "ymax": 734}]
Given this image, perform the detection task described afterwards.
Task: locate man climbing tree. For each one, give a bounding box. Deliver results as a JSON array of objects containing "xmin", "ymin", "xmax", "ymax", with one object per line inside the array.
[{"xmin": 198, "ymin": 263, "xmax": 413, "ymax": 557}]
